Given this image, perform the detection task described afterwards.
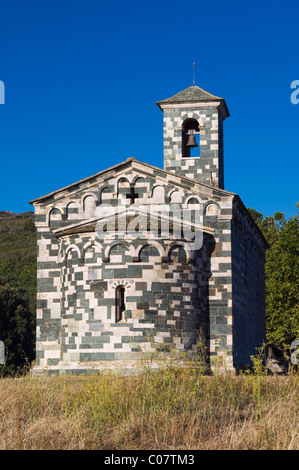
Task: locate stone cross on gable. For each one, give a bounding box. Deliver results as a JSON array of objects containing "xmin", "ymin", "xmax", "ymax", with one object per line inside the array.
[{"xmin": 126, "ymin": 186, "xmax": 138, "ymax": 205}]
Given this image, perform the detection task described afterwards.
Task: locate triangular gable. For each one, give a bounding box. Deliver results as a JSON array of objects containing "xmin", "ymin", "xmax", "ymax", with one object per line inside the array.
[{"xmin": 29, "ymin": 157, "xmax": 235, "ymax": 206}]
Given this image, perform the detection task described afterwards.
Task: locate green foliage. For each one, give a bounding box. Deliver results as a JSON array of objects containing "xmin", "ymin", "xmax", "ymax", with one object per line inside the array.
[
  {"xmin": 247, "ymin": 208, "xmax": 263, "ymax": 225},
  {"xmin": 0, "ymin": 281, "xmax": 35, "ymax": 374},
  {"xmin": 0, "ymin": 211, "xmax": 36, "ymax": 374},
  {"xmin": 264, "ymin": 214, "xmax": 299, "ymax": 354},
  {"xmin": 252, "ymin": 203, "xmax": 299, "ymax": 357}
]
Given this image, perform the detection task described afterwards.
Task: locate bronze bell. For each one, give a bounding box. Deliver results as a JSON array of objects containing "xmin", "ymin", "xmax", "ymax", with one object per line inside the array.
[{"xmin": 186, "ymin": 134, "xmax": 198, "ymax": 148}]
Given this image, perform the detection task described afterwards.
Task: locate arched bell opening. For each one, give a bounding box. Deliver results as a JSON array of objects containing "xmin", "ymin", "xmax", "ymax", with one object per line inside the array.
[{"xmin": 182, "ymin": 118, "xmax": 200, "ymax": 158}]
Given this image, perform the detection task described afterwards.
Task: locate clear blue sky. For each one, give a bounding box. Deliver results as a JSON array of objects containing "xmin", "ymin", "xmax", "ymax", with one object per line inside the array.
[{"xmin": 0, "ymin": 0, "xmax": 298, "ymax": 219}]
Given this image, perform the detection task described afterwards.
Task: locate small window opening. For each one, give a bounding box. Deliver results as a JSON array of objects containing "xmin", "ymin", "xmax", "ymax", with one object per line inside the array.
[
  {"xmin": 116, "ymin": 285, "xmax": 126, "ymax": 322},
  {"xmin": 182, "ymin": 118, "xmax": 200, "ymax": 158}
]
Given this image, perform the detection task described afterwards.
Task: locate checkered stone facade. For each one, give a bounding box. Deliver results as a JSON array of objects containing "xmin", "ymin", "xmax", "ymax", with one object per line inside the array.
[
  {"xmin": 31, "ymin": 86, "xmax": 267, "ymax": 375},
  {"xmin": 161, "ymin": 106, "xmax": 225, "ymax": 188}
]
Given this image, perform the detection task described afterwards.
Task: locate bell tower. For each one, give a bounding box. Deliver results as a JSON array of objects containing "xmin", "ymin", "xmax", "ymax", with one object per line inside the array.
[{"xmin": 156, "ymin": 85, "xmax": 229, "ymax": 189}]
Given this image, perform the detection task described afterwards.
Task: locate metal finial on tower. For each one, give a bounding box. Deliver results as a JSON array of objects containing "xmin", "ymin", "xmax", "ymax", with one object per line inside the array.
[{"xmin": 193, "ymin": 62, "xmax": 195, "ymax": 86}]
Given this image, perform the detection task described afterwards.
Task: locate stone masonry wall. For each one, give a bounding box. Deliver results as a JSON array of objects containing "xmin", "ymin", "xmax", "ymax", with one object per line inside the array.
[
  {"xmin": 231, "ymin": 203, "xmax": 266, "ymax": 369},
  {"xmin": 32, "ymin": 161, "xmax": 236, "ymax": 374}
]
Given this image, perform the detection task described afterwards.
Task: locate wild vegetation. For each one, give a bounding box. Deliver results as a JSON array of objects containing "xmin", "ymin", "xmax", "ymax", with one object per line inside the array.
[{"xmin": 0, "ymin": 354, "xmax": 298, "ymax": 450}]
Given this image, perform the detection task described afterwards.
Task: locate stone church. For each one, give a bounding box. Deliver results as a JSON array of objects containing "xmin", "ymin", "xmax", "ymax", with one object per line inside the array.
[{"xmin": 30, "ymin": 84, "xmax": 267, "ymax": 375}]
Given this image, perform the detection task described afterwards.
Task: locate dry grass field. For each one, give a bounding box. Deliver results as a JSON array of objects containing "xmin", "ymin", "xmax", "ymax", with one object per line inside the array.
[{"xmin": 0, "ymin": 356, "xmax": 298, "ymax": 451}]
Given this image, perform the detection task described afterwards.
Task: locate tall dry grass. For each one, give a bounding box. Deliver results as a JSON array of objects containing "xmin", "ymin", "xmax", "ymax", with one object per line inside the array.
[{"xmin": 0, "ymin": 355, "xmax": 298, "ymax": 450}]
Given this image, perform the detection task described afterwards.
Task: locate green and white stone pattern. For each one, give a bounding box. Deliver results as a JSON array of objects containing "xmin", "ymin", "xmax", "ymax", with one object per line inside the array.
[
  {"xmin": 31, "ymin": 86, "xmax": 267, "ymax": 375},
  {"xmin": 31, "ymin": 158, "xmax": 266, "ymax": 375}
]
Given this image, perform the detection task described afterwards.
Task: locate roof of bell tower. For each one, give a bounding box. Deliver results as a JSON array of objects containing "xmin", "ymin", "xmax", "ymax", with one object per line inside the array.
[{"xmin": 156, "ymin": 85, "xmax": 229, "ymax": 117}]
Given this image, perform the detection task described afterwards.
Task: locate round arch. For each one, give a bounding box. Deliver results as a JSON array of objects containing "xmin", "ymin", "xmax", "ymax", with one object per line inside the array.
[
  {"xmin": 166, "ymin": 241, "xmax": 191, "ymax": 263},
  {"xmin": 104, "ymin": 241, "xmax": 134, "ymax": 262},
  {"xmin": 64, "ymin": 244, "xmax": 81, "ymax": 265},
  {"xmin": 47, "ymin": 206, "xmax": 63, "ymax": 226},
  {"xmin": 136, "ymin": 241, "xmax": 165, "ymax": 261}
]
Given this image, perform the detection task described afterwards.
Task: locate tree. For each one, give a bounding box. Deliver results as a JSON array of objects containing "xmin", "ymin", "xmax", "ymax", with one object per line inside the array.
[
  {"xmin": 0, "ymin": 281, "xmax": 35, "ymax": 374},
  {"xmin": 0, "ymin": 211, "xmax": 36, "ymax": 374},
  {"xmin": 251, "ymin": 204, "xmax": 299, "ymax": 357},
  {"xmin": 264, "ymin": 212, "xmax": 299, "ymax": 355},
  {"xmin": 247, "ymin": 208, "xmax": 263, "ymax": 225}
]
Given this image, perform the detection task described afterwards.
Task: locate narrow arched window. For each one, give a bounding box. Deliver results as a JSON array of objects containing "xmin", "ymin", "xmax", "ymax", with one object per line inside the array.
[
  {"xmin": 115, "ymin": 285, "xmax": 126, "ymax": 323},
  {"xmin": 182, "ymin": 118, "xmax": 200, "ymax": 158}
]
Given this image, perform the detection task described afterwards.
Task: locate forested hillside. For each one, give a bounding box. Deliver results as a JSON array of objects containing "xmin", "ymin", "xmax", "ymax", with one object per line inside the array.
[
  {"xmin": 0, "ymin": 211, "xmax": 36, "ymax": 373},
  {"xmin": 0, "ymin": 206, "xmax": 298, "ymax": 374}
]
